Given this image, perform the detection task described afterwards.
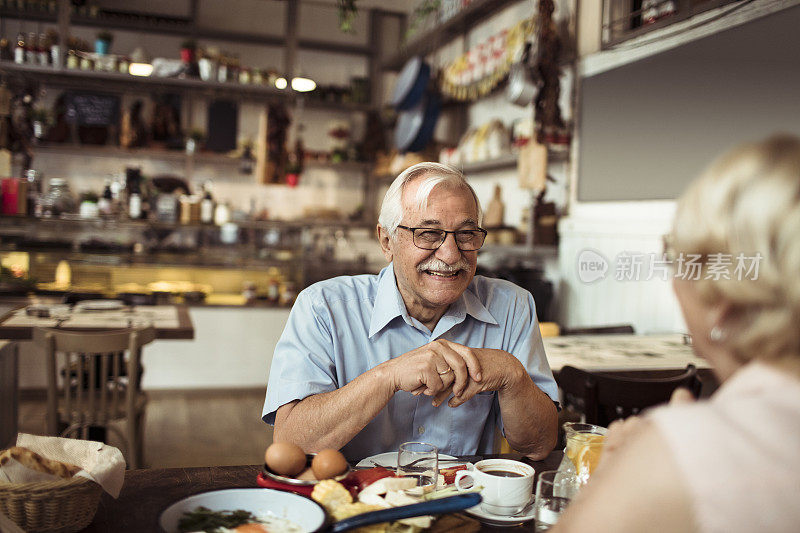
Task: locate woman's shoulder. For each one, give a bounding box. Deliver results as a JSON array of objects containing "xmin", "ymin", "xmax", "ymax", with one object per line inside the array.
[{"xmin": 645, "ymin": 364, "xmax": 800, "ymax": 532}]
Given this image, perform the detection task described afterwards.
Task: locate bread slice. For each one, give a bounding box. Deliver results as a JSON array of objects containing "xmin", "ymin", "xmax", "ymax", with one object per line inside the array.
[{"xmin": 0, "ymin": 446, "xmax": 81, "ymax": 479}]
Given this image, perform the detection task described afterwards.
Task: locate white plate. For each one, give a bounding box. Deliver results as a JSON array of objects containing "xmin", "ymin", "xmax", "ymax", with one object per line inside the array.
[
  {"xmin": 74, "ymin": 299, "xmax": 125, "ymax": 311},
  {"xmin": 355, "ymin": 451, "xmax": 458, "ymax": 469},
  {"xmin": 159, "ymin": 488, "xmax": 327, "ymax": 533},
  {"xmin": 463, "ymin": 496, "xmax": 536, "ymax": 527}
]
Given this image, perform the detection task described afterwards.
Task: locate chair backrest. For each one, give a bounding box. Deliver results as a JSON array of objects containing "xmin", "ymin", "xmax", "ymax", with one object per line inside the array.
[
  {"xmin": 0, "ymin": 342, "xmax": 18, "ymax": 449},
  {"xmin": 558, "ymin": 364, "xmax": 702, "ymax": 426},
  {"xmin": 33, "ymin": 326, "xmax": 156, "ymax": 438},
  {"xmin": 560, "ymin": 324, "xmax": 635, "ymax": 336}
]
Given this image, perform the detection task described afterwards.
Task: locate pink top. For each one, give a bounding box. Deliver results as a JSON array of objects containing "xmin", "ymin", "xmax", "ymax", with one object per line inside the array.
[{"xmin": 647, "ymin": 362, "xmax": 800, "ymax": 533}]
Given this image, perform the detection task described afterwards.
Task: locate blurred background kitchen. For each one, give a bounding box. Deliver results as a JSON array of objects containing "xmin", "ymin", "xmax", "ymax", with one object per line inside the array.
[{"xmin": 1, "ymin": 0, "xmax": 798, "ymax": 466}]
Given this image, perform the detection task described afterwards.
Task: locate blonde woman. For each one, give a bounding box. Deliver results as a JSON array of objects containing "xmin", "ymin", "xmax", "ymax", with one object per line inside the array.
[{"xmin": 554, "ymin": 135, "xmax": 800, "ymax": 533}]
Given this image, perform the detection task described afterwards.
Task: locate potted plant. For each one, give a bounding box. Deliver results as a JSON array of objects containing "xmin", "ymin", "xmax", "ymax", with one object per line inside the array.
[
  {"xmin": 79, "ymin": 191, "xmax": 100, "ymax": 219},
  {"xmin": 180, "ymin": 40, "xmax": 197, "ymax": 64}
]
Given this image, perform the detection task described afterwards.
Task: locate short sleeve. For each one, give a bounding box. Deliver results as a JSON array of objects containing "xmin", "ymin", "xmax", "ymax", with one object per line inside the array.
[
  {"xmin": 262, "ymin": 288, "xmax": 339, "ymax": 425},
  {"xmin": 505, "ymin": 291, "xmax": 560, "ymax": 404}
]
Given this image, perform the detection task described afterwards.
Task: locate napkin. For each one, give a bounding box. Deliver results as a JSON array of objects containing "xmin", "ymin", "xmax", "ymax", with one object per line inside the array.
[{"xmin": 11, "ymin": 433, "xmax": 126, "ymax": 498}]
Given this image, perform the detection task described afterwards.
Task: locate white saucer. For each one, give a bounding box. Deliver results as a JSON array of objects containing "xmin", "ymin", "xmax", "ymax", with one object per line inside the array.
[
  {"xmin": 74, "ymin": 299, "xmax": 125, "ymax": 311},
  {"xmin": 463, "ymin": 497, "xmax": 536, "ymax": 527},
  {"xmin": 355, "ymin": 451, "xmax": 458, "ymax": 469}
]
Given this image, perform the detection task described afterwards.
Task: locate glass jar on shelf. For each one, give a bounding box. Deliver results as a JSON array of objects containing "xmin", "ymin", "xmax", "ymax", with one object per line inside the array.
[{"xmin": 41, "ymin": 178, "xmax": 76, "ymax": 217}]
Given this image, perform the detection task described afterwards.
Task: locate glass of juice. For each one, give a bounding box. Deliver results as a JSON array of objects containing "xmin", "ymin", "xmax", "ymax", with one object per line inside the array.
[{"xmin": 561, "ymin": 422, "xmax": 607, "ymax": 484}]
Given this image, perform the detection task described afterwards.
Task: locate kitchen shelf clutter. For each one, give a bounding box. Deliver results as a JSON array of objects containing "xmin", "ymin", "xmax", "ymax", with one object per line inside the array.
[
  {"xmin": 0, "ymin": 213, "xmax": 375, "ymax": 305},
  {"xmin": 383, "ymin": 0, "xmax": 523, "ymax": 71},
  {"xmin": 601, "ymin": 0, "xmax": 740, "ymax": 48}
]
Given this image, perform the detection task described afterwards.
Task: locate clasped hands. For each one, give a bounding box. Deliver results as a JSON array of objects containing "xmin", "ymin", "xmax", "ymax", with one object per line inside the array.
[{"xmin": 383, "ymin": 338, "xmax": 519, "ymax": 408}]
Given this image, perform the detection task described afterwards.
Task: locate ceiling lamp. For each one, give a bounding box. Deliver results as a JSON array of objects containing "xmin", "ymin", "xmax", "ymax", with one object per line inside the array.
[
  {"xmin": 291, "ymin": 77, "xmax": 316, "ymax": 92},
  {"xmin": 129, "ymin": 46, "xmax": 153, "ymax": 77},
  {"xmin": 275, "ymin": 77, "xmax": 288, "ymax": 90}
]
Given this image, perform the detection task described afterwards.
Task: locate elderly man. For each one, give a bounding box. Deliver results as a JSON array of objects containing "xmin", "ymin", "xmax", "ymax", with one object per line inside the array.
[{"xmin": 263, "ymin": 162, "xmax": 558, "ymax": 461}]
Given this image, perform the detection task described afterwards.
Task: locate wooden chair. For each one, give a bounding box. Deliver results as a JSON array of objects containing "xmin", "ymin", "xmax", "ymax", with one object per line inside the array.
[
  {"xmin": 34, "ymin": 326, "xmax": 156, "ymax": 469},
  {"xmin": 0, "ymin": 342, "xmax": 18, "ymax": 449},
  {"xmin": 557, "ymin": 364, "xmax": 702, "ymax": 427},
  {"xmin": 560, "ymin": 324, "xmax": 635, "ymax": 336}
]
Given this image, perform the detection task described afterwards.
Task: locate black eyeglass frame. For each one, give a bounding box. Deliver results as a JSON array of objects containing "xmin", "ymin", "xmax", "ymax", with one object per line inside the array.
[{"xmin": 396, "ymin": 225, "xmax": 488, "ymax": 251}]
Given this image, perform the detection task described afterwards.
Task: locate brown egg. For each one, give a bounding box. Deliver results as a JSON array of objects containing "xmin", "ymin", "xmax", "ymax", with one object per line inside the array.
[
  {"xmin": 264, "ymin": 442, "xmax": 307, "ymax": 477},
  {"xmin": 311, "ymin": 448, "xmax": 348, "ymax": 480}
]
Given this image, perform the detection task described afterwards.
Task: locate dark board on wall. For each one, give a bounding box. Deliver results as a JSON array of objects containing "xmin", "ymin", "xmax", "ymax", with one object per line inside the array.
[
  {"xmin": 64, "ymin": 92, "xmax": 120, "ymax": 126},
  {"xmin": 577, "ymin": 6, "xmax": 800, "ymax": 201}
]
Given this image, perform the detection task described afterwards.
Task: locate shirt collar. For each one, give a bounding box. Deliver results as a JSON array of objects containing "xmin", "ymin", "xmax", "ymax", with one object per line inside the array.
[{"xmin": 369, "ymin": 263, "xmax": 498, "ymax": 338}]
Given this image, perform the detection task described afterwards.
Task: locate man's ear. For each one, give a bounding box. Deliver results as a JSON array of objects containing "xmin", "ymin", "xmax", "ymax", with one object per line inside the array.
[{"xmin": 377, "ymin": 224, "xmax": 393, "ymax": 262}]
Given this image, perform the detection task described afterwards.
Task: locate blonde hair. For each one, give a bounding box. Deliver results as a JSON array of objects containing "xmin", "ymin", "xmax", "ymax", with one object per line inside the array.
[
  {"xmin": 672, "ymin": 134, "xmax": 800, "ymax": 362},
  {"xmin": 378, "ymin": 162, "xmax": 483, "ymax": 238}
]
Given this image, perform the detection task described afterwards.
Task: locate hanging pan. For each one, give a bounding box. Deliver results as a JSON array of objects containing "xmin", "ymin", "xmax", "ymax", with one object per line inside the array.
[
  {"xmin": 394, "ymin": 90, "xmax": 441, "ymax": 153},
  {"xmin": 390, "ymin": 56, "xmax": 431, "ymax": 110}
]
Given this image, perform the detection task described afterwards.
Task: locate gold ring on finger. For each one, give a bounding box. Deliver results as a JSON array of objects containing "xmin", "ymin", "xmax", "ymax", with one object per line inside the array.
[{"xmin": 438, "ymin": 367, "xmax": 452, "ymax": 375}]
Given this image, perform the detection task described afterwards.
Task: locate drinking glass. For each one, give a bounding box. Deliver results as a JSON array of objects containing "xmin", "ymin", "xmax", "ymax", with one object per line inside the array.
[
  {"xmin": 534, "ymin": 470, "xmax": 579, "ymax": 532},
  {"xmin": 397, "ymin": 441, "xmax": 438, "ymax": 494}
]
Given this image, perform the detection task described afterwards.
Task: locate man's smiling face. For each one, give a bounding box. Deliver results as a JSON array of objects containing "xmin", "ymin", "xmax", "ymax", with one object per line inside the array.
[{"xmin": 381, "ymin": 176, "xmax": 480, "ymax": 325}]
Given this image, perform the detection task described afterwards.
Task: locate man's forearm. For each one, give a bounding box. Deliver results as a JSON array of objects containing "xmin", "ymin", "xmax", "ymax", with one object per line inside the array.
[
  {"xmin": 274, "ymin": 365, "xmax": 395, "ymax": 451},
  {"xmin": 498, "ymin": 367, "xmax": 559, "ymax": 459}
]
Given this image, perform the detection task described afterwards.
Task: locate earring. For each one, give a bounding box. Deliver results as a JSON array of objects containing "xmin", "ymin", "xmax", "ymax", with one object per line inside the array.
[{"xmin": 709, "ymin": 326, "xmax": 726, "ymax": 342}]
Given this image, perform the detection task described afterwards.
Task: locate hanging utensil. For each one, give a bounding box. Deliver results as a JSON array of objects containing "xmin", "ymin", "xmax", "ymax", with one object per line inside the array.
[{"xmin": 507, "ymin": 41, "xmax": 540, "ymax": 107}]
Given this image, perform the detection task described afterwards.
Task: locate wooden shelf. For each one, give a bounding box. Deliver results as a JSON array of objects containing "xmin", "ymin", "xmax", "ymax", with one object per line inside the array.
[
  {"xmin": 304, "ymin": 161, "xmax": 372, "ymax": 173},
  {"xmin": 0, "ymin": 62, "xmax": 374, "ymax": 112},
  {"xmin": 33, "ymin": 143, "xmax": 242, "ymax": 165},
  {"xmin": 0, "ymin": 7, "xmax": 372, "ymax": 57},
  {"xmin": 461, "ymin": 150, "xmax": 570, "ymax": 174},
  {"xmin": 0, "ymin": 62, "xmax": 283, "ymax": 100},
  {"xmin": 382, "ymin": 0, "xmax": 522, "ymax": 70}
]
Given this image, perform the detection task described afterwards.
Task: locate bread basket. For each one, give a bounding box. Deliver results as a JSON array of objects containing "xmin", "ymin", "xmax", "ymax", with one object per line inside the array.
[{"xmin": 0, "ymin": 476, "xmax": 102, "ymax": 533}]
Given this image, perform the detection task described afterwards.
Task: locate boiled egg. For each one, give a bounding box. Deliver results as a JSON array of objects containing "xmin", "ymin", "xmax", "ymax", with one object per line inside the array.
[
  {"xmin": 264, "ymin": 442, "xmax": 307, "ymax": 477},
  {"xmin": 311, "ymin": 448, "xmax": 348, "ymax": 480}
]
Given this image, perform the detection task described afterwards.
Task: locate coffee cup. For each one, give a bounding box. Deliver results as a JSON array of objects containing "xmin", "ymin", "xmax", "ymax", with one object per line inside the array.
[{"xmin": 454, "ymin": 459, "xmax": 535, "ymax": 516}]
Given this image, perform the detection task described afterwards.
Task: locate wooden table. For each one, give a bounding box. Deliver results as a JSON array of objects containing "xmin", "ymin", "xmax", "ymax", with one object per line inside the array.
[
  {"xmin": 0, "ymin": 304, "xmax": 194, "ymax": 340},
  {"xmin": 544, "ymin": 333, "xmax": 709, "ymax": 372},
  {"xmin": 85, "ymin": 452, "xmax": 563, "ymax": 532},
  {"xmin": 544, "ymin": 333, "xmax": 718, "ymax": 396}
]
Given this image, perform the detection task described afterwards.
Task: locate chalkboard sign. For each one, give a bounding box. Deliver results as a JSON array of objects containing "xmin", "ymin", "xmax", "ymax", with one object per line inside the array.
[
  {"xmin": 206, "ymin": 99, "xmax": 238, "ymax": 153},
  {"xmin": 577, "ymin": 6, "xmax": 800, "ymax": 201},
  {"xmin": 65, "ymin": 92, "xmax": 120, "ymax": 126}
]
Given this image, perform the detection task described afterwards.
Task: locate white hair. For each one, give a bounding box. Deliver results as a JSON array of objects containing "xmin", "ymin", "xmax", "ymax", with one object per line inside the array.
[
  {"xmin": 377, "ymin": 162, "xmax": 483, "ymax": 238},
  {"xmin": 672, "ymin": 134, "xmax": 800, "ymax": 363}
]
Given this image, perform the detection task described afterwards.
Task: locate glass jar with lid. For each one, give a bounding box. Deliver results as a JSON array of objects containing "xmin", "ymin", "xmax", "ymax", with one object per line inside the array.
[
  {"xmin": 41, "ymin": 178, "xmax": 77, "ymax": 217},
  {"xmin": 556, "ymin": 422, "xmax": 607, "ymax": 486}
]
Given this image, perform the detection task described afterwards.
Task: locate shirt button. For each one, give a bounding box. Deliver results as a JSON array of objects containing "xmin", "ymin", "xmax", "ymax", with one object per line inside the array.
[{"xmin": 418, "ymin": 426, "xmax": 425, "ymax": 435}]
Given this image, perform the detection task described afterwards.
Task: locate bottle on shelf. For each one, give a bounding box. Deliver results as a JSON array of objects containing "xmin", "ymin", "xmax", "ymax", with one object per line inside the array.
[
  {"xmin": 98, "ymin": 179, "xmax": 113, "ymax": 216},
  {"xmin": 128, "ymin": 190, "xmax": 142, "ymax": 219},
  {"xmin": 24, "ymin": 168, "xmax": 42, "ymax": 217},
  {"xmin": 14, "ymin": 33, "xmax": 25, "ymax": 64},
  {"xmin": 0, "ymin": 38, "xmax": 12, "ymax": 61},
  {"xmin": 200, "ymin": 180, "xmax": 215, "ymax": 224},
  {"xmin": 37, "ymin": 33, "xmax": 48, "ymax": 66},
  {"xmin": 125, "ymin": 166, "xmax": 144, "ymax": 220},
  {"xmin": 26, "ymin": 32, "xmax": 37, "ymax": 64}
]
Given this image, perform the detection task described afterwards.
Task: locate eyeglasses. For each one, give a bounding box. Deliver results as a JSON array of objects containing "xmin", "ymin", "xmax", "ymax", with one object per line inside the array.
[{"xmin": 397, "ymin": 225, "xmax": 488, "ymax": 251}]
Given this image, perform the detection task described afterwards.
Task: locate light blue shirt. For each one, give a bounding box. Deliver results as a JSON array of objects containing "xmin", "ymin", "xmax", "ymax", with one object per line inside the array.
[{"xmin": 263, "ymin": 263, "xmax": 558, "ymax": 462}]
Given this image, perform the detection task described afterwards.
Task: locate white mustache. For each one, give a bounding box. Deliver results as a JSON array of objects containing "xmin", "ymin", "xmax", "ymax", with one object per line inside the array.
[{"xmin": 417, "ymin": 257, "xmax": 470, "ymax": 273}]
